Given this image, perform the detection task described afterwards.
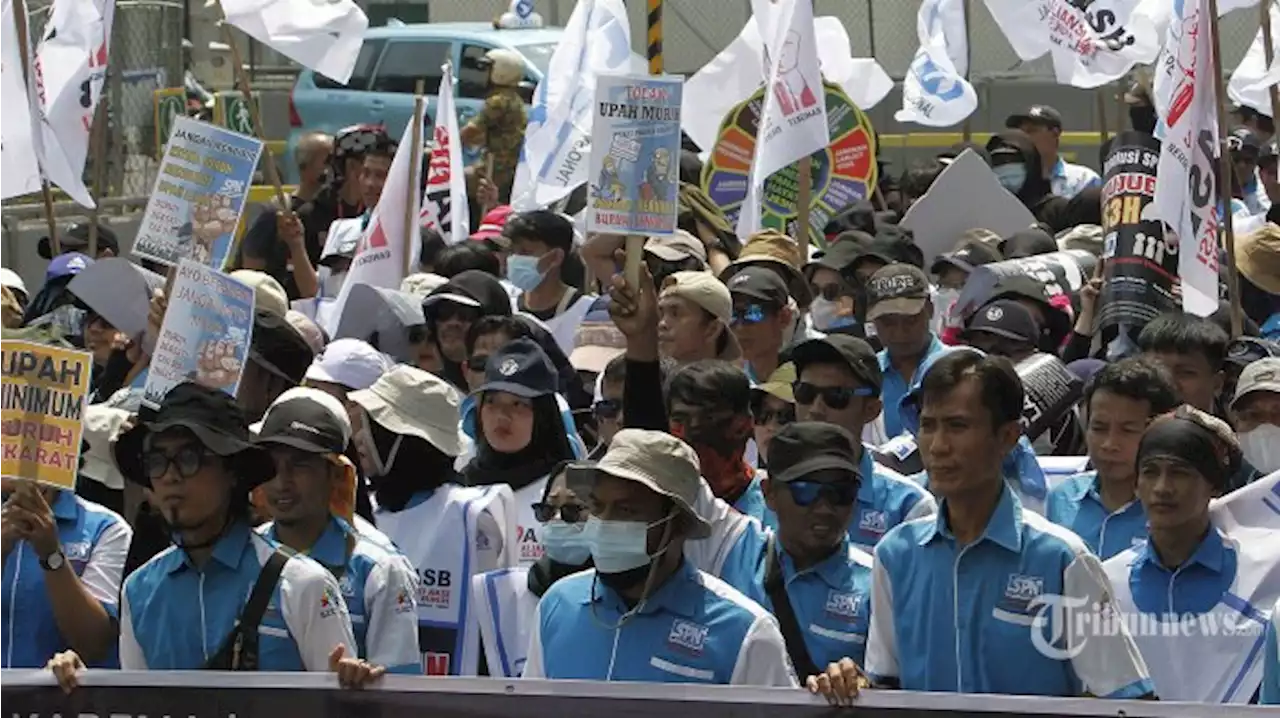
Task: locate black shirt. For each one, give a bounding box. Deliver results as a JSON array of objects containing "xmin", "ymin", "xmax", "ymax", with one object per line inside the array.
[{"xmin": 239, "ymin": 190, "xmax": 359, "ymax": 299}]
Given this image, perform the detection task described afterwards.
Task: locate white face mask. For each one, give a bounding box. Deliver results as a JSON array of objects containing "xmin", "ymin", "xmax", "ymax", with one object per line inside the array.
[
  {"xmin": 809, "ymin": 297, "xmax": 855, "ymax": 331},
  {"xmin": 1239, "ymin": 424, "xmax": 1280, "ymax": 474}
]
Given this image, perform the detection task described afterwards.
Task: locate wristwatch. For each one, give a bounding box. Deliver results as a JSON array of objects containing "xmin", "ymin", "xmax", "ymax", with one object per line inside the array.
[{"xmin": 39, "ymin": 549, "xmax": 65, "ymax": 571}]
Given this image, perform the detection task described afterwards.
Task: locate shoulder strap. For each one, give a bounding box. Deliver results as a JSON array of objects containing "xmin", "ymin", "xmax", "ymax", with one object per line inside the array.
[
  {"xmin": 554, "ymin": 287, "xmax": 579, "ymax": 316},
  {"xmin": 763, "ymin": 535, "xmax": 822, "ymax": 680},
  {"xmin": 205, "ymin": 550, "xmax": 290, "ymax": 671}
]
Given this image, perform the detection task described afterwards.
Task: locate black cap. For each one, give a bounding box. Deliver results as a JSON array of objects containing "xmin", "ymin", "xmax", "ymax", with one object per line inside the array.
[
  {"xmin": 426, "ymin": 270, "xmax": 513, "ymax": 318},
  {"xmin": 930, "ymin": 242, "xmax": 1003, "ymax": 275},
  {"xmin": 1006, "ymin": 105, "xmax": 1063, "ymax": 131},
  {"xmin": 792, "ymin": 335, "xmax": 883, "ymax": 394},
  {"xmin": 963, "ymin": 299, "xmax": 1041, "ymax": 344},
  {"xmin": 767, "ymin": 422, "xmax": 862, "ymax": 484},
  {"xmin": 473, "ymin": 337, "xmax": 558, "ymax": 399},
  {"xmin": 854, "ymin": 226, "xmax": 923, "ymax": 269},
  {"xmin": 1226, "ymin": 337, "xmax": 1279, "ymax": 368},
  {"xmin": 865, "ymin": 264, "xmax": 930, "ymax": 321},
  {"xmin": 1229, "ymin": 126, "xmax": 1263, "ymax": 158},
  {"xmin": 113, "ymin": 382, "xmax": 274, "ymax": 489},
  {"xmin": 807, "ymin": 234, "xmax": 869, "ymax": 277},
  {"xmin": 38, "ymin": 223, "xmax": 119, "ymax": 260},
  {"xmin": 254, "ymin": 389, "xmax": 349, "ymax": 455},
  {"xmin": 1000, "ymin": 226, "xmax": 1058, "ymax": 259},
  {"xmin": 726, "ymin": 265, "xmax": 789, "ymax": 307}
]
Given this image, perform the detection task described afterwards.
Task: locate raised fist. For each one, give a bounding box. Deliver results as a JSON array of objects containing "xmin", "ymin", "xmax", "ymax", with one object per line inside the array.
[
  {"xmin": 194, "ymin": 338, "xmax": 243, "ymax": 389},
  {"xmin": 190, "ymin": 194, "xmax": 239, "ymax": 264}
]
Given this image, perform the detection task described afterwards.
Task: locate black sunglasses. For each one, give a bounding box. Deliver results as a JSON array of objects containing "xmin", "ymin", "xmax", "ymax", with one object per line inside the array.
[
  {"xmin": 532, "ymin": 502, "xmax": 587, "ymax": 523},
  {"xmin": 792, "ymin": 381, "xmax": 873, "ymax": 410},
  {"xmin": 143, "ymin": 445, "xmax": 216, "ymax": 480}
]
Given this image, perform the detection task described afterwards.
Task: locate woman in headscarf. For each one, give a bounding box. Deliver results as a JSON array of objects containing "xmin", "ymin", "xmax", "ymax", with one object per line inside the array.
[{"xmin": 460, "ymin": 338, "xmax": 581, "ymax": 567}]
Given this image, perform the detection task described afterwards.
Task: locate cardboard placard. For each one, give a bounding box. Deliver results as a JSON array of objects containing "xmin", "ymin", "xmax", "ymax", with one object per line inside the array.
[{"xmin": 1, "ymin": 342, "xmax": 92, "ymax": 490}]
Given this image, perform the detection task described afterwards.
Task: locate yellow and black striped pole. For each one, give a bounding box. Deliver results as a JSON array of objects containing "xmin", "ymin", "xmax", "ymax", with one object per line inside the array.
[{"xmin": 647, "ymin": 0, "xmax": 663, "ymax": 75}]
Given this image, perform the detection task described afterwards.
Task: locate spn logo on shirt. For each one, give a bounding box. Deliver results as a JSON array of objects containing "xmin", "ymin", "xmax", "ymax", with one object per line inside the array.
[
  {"xmin": 667, "ymin": 619, "xmax": 709, "ymax": 656},
  {"xmin": 1004, "ymin": 574, "xmax": 1044, "ymax": 606},
  {"xmin": 824, "ymin": 590, "xmax": 864, "ymax": 621},
  {"xmin": 858, "ymin": 510, "xmax": 887, "ymax": 534}
]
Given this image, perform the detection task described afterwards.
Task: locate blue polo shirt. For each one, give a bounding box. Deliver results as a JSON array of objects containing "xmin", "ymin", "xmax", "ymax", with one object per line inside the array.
[
  {"xmin": 121, "ymin": 520, "xmax": 356, "ymax": 671},
  {"xmin": 261, "ymin": 516, "xmax": 421, "ymax": 674},
  {"xmin": 733, "ymin": 472, "xmax": 772, "ymax": 527},
  {"xmin": 1127, "ymin": 528, "xmax": 1236, "ymax": 617},
  {"xmin": 849, "ymin": 448, "xmax": 936, "ymax": 551},
  {"xmin": 1, "ymin": 491, "xmax": 130, "ymax": 668},
  {"xmin": 1045, "ymin": 471, "xmax": 1148, "ymax": 559},
  {"xmin": 522, "ymin": 559, "xmax": 797, "ymax": 686},
  {"xmin": 878, "ymin": 334, "xmax": 944, "ymax": 439},
  {"xmin": 865, "ymin": 484, "xmax": 1154, "ymax": 697}
]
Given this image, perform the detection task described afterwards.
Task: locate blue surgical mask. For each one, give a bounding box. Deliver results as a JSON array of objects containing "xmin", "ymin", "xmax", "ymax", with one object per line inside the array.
[
  {"xmin": 505, "ymin": 253, "xmax": 548, "ymax": 292},
  {"xmin": 994, "ymin": 164, "xmax": 1027, "ymax": 193},
  {"xmin": 541, "ymin": 519, "xmax": 592, "ymax": 565},
  {"xmin": 586, "ymin": 514, "xmax": 671, "ymax": 574}
]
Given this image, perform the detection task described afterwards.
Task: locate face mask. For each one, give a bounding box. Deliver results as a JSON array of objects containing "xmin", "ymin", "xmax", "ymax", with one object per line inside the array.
[
  {"xmin": 359, "ymin": 422, "xmax": 403, "ymax": 478},
  {"xmin": 994, "ymin": 164, "xmax": 1027, "ymax": 193},
  {"xmin": 587, "ymin": 514, "xmax": 672, "ymax": 575},
  {"xmin": 541, "ymin": 519, "xmax": 593, "ymax": 566},
  {"xmin": 506, "ymin": 253, "xmax": 548, "ymax": 292},
  {"xmin": 809, "ymin": 297, "xmax": 855, "ymax": 331},
  {"xmin": 1239, "ymin": 424, "xmax": 1280, "ymax": 474}
]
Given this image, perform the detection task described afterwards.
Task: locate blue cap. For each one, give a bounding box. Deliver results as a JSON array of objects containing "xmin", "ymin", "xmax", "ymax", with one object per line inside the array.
[
  {"xmin": 46, "ymin": 252, "xmax": 94, "ymax": 281},
  {"xmin": 473, "ymin": 337, "xmax": 558, "ymax": 399}
]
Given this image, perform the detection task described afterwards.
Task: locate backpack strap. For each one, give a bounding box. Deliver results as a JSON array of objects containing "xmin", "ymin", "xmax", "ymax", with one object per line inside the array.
[{"xmin": 764, "ymin": 535, "xmax": 822, "ymax": 680}]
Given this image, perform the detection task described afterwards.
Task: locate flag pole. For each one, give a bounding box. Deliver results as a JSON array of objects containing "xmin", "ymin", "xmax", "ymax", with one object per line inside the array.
[
  {"xmin": 87, "ymin": 99, "xmax": 109, "ymax": 257},
  {"xmin": 625, "ymin": 0, "xmax": 665, "ymax": 287},
  {"xmin": 1096, "ymin": 88, "xmax": 1110, "ymax": 145},
  {"xmin": 219, "ymin": 19, "xmax": 287, "ymax": 209},
  {"xmin": 405, "ymin": 79, "xmax": 426, "ymax": 276},
  {"xmin": 961, "ymin": 0, "xmax": 972, "ymax": 142},
  {"xmin": 1208, "ymin": 0, "xmax": 1245, "ymax": 338},
  {"xmin": 12, "ymin": 0, "xmax": 60, "ymax": 255},
  {"xmin": 1260, "ymin": 0, "xmax": 1280, "ymax": 125},
  {"xmin": 796, "ymin": 156, "xmax": 813, "ymax": 248}
]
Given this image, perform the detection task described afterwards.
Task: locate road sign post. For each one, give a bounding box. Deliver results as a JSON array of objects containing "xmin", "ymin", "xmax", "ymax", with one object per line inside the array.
[
  {"xmin": 153, "ymin": 88, "xmax": 186, "ymax": 157},
  {"xmin": 214, "ymin": 91, "xmax": 259, "ymax": 136}
]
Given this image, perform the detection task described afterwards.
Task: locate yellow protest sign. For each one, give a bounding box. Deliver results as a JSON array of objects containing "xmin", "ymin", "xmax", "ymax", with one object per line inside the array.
[{"xmin": 1, "ymin": 342, "xmax": 92, "ymax": 490}]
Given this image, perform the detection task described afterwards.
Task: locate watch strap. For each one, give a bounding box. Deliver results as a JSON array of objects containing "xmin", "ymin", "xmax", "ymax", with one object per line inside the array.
[{"xmin": 39, "ymin": 550, "xmax": 65, "ymax": 571}]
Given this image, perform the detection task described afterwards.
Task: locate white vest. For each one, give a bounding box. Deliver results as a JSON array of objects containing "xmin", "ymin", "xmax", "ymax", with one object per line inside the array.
[
  {"xmin": 540, "ymin": 293, "xmax": 596, "ymax": 356},
  {"xmin": 373, "ymin": 484, "xmax": 515, "ymax": 675},
  {"xmin": 460, "ymin": 566, "xmax": 540, "ymax": 677},
  {"xmin": 511, "ymin": 477, "xmax": 551, "ymax": 566}
]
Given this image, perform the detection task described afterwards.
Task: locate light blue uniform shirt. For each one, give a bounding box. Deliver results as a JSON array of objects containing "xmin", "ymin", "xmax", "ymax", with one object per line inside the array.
[
  {"xmin": 121, "ymin": 520, "xmax": 356, "ymax": 671},
  {"xmin": 1127, "ymin": 527, "xmax": 1236, "ymax": 618},
  {"xmin": 522, "ymin": 559, "xmax": 797, "ymax": 686},
  {"xmin": 865, "ymin": 484, "xmax": 1154, "ymax": 697},
  {"xmin": 1263, "ymin": 599, "xmax": 1280, "ymax": 705},
  {"xmin": 732, "ymin": 472, "xmax": 771, "ymax": 527},
  {"xmin": 1049, "ymin": 158, "xmax": 1101, "ymax": 199},
  {"xmin": 849, "ymin": 448, "xmax": 936, "ymax": 551},
  {"xmin": 878, "ymin": 334, "xmax": 945, "ymax": 439},
  {"xmin": 1045, "ymin": 471, "xmax": 1148, "ymax": 560},
  {"xmin": 1, "ymin": 491, "xmax": 130, "ymax": 668},
  {"xmin": 262, "ymin": 517, "xmax": 421, "ymax": 674}
]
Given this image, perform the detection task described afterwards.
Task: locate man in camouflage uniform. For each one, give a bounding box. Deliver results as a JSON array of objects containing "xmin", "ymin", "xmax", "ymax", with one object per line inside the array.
[{"xmin": 461, "ymin": 48, "xmax": 527, "ymax": 201}]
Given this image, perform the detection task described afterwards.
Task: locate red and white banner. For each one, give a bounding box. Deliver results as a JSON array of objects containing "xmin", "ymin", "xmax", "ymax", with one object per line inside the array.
[{"xmin": 420, "ymin": 63, "xmax": 470, "ymax": 245}]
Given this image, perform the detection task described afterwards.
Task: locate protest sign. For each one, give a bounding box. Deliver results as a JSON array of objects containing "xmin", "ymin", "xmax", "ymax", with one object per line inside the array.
[
  {"xmin": 1015, "ymin": 353, "xmax": 1084, "ymax": 442},
  {"xmin": 1, "ymin": 342, "xmax": 91, "ymax": 490},
  {"xmin": 952, "ymin": 249, "xmax": 1098, "ymax": 320},
  {"xmin": 900, "ymin": 149, "xmax": 1037, "ymax": 265},
  {"xmin": 703, "ymin": 80, "xmax": 876, "ymax": 247},
  {"xmin": 143, "ymin": 260, "xmax": 255, "ymax": 409},
  {"xmin": 1098, "ymin": 131, "xmax": 1177, "ymax": 333},
  {"xmin": 586, "ymin": 74, "xmax": 683, "ymax": 236},
  {"xmin": 132, "ymin": 116, "xmax": 264, "ymax": 271}
]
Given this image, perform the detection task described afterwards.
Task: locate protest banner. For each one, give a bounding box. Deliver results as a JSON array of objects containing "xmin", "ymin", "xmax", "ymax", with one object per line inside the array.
[
  {"xmin": 1098, "ymin": 131, "xmax": 1177, "ymax": 334},
  {"xmin": 1, "ymin": 341, "xmax": 91, "ymax": 490},
  {"xmin": 951, "ymin": 250, "xmax": 1098, "ymax": 321},
  {"xmin": 1015, "ymin": 352, "xmax": 1084, "ymax": 442},
  {"xmin": 587, "ymin": 73, "xmax": 683, "ymax": 236},
  {"xmin": 143, "ymin": 260, "xmax": 255, "ymax": 409},
  {"xmin": 702, "ymin": 81, "xmax": 876, "ymax": 247},
  {"xmin": 132, "ymin": 116, "xmax": 264, "ymax": 271}
]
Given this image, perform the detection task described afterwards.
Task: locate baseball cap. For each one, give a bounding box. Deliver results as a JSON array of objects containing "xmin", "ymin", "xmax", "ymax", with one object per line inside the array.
[
  {"xmin": 930, "ymin": 241, "xmax": 1002, "ymax": 275},
  {"xmin": 472, "ymin": 337, "xmax": 558, "ymax": 399},
  {"xmin": 963, "ymin": 299, "xmax": 1041, "ymax": 344},
  {"xmin": 400, "ymin": 272, "xmax": 449, "ymax": 297},
  {"xmin": 791, "ymin": 335, "xmax": 883, "ymax": 394},
  {"xmin": 722, "ymin": 229, "xmax": 812, "ymax": 306},
  {"xmin": 0, "ymin": 268, "xmax": 26, "ymax": 301},
  {"xmin": 38, "ymin": 223, "xmax": 119, "ymax": 260},
  {"xmin": 46, "ymin": 252, "xmax": 93, "ymax": 281},
  {"xmin": 1229, "ymin": 126, "xmax": 1263, "ymax": 159},
  {"xmin": 726, "ymin": 265, "xmax": 789, "ymax": 308},
  {"xmin": 593, "ymin": 428, "xmax": 711, "ymax": 539},
  {"xmin": 253, "ymin": 387, "xmax": 352, "ymax": 455},
  {"xmin": 806, "ymin": 234, "xmax": 867, "ymax": 276},
  {"xmin": 1226, "ymin": 337, "xmax": 1279, "ymax": 369},
  {"xmin": 471, "ymin": 205, "xmax": 514, "ymax": 247},
  {"xmin": 349, "ymin": 365, "xmax": 465, "ymax": 457},
  {"xmin": 305, "ymin": 338, "xmax": 393, "ymax": 391},
  {"xmin": 230, "ymin": 269, "xmax": 289, "ymax": 318},
  {"xmin": 569, "ymin": 321, "xmax": 627, "ymax": 374},
  {"xmin": 1231, "ymin": 357, "xmax": 1280, "ymax": 411},
  {"xmin": 645, "ymin": 230, "xmax": 707, "ymax": 264},
  {"xmin": 753, "ymin": 361, "xmax": 797, "ymax": 404},
  {"xmin": 854, "ymin": 226, "xmax": 923, "ymax": 269},
  {"xmin": 1236, "ymin": 223, "xmax": 1280, "ymax": 294},
  {"xmin": 865, "ymin": 264, "xmax": 930, "ymax": 321},
  {"xmin": 661, "ymin": 271, "xmax": 732, "ymax": 322},
  {"xmin": 1006, "ymin": 105, "xmax": 1063, "ymax": 131},
  {"xmin": 767, "ymin": 422, "xmax": 862, "ymax": 484},
  {"xmin": 319, "ymin": 220, "xmax": 363, "ymax": 266}
]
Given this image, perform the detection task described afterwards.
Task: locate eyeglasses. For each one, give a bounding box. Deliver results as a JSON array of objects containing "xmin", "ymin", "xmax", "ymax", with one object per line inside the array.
[
  {"xmin": 753, "ymin": 405, "xmax": 796, "ymax": 426},
  {"xmin": 593, "ymin": 398, "xmax": 622, "ymax": 420},
  {"xmin": 792, "ymin": 381, "xmax": 874, "ymax": 410},
  {"xmin": 466, "ymin": 354, "xmax": 489, "ymax": 373},
  {"xmin": 143, "ymin": 445, "xmax": 216, "ymax": 480},
  {"xmin": 810, "ymin": 283, "xmax": 842, "ymax": 302},
  {"xmin": 785, "ymin": 480, "xmax": 858, "ymax": 507},
  {"xmin": 731, "ymin": 304, "xmax": 772, "ymax": 326},
  {"xmin": 532, "ymin": 502, "xmax": 587, "ymax": 523}
]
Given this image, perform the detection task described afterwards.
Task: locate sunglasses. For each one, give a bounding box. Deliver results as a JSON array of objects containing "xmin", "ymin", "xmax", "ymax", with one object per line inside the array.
[
  {"xmin": 753, "ymin": 405, "xmax": 796, "ymax": 426},
  {"xmin": 466, "ymin": 354, "xmax": 489, "ymax": 373},
  {"xmin": 792, "ymin": 381, "xmax": 874, "ymax": 410},
  {"xmin": 785, "ymin": 480, "xmax": 858, "ymax": 507},
  {"xmin": 532, "ymin": 502, "xmax": 587, "ymax": 523},
  {"xmin": 731, "ymin": 304, "xmax": 773, "ymax": 326},
  {"xmin": 592, "ymin": 398, "xmax": 622, "ymax": 420},
  {"xmin": 810, "ymin": 283, "xmax": 842, "ymax": 302},
  {"xmin": 143, "ymin": 445, "xmax": 216, "ymax": 480}
]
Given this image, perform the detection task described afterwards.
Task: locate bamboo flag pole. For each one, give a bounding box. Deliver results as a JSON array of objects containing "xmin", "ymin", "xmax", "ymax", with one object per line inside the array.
[
  {"xmin": 961, "ymin": 0, "xmax": 972, "ymax": 142},
  {"xmin": 796, "ymin": 156, "xmax": 813, "ymax": 247},
  {"xmin": 1260, "ymin": 0, "xmax": 1280, "ymax": 126},
  {"xmin": 12, "ymin": 0, "xmax": 60, "ymax": 255},
  {"xmin": 625, "ymin": 0, "xmax": 667, "ymax": 288},
  {"xmin": 220, "ymin": 21, "xmax": 287, "ymax": 209},
  {"xmin": 1207, "ymin": 0, "xmax": 1246, "ymax": 339},
  {"xmin": 87, "ymin": 99, "xmax": 109, "ymax": 257},
  {"xmin": 1096, "ymin": 89, "xmax": 1110, "ymax": 145},
  {"xmin": 405, "ymin": 79, "xmax": 426, "ymax": 276}
]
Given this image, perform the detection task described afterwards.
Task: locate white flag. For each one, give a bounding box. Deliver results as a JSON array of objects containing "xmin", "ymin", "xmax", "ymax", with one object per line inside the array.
[
  {"xmin": 419, "ymin": 64, "xmax": 470, "ymax": 245},
  {"xmin": 736, "ymin": 0, "xmax": 828, "ymax": 239},
  {"xmin": 984, "ymin": 0, "xmax": 1161, "ymax": 88},
  {"xmin": 1, "ymin": 0, "xmax": 43, "ymax": 200},
  {"xmin": 221, "ymin": 0, "xmax": 367, "ymax": 85},
  {"xmin": 30, "ymin": 0, "xmax": 115, "ymax": 208},
  {"xmin": 510, "ymin": 0, "xmax": 635, "ymax": 211},
  {"xmin": 1229, "ymin": 2, "xmax": 1280, "ymax": 118},
  {"xmin": 323, "ymin": 105, "xmax": 426, "ymax": 335},
  {"xmin": 896, "ymin": 0, "xmax": 977, "ymax": 127},
  {"xmin": 1146, "ymin": 0, "xmax": 1220, "ymax": 318}
]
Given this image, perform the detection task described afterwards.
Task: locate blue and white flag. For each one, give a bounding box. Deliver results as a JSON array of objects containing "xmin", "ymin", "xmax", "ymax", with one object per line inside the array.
[
  {"xmin": 509, "ymin": 0, "xmax": 635, "ymax": 211},
  {"xmin": 896, "ymin": 0, "xmax": 976, "ymax": 127}
]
